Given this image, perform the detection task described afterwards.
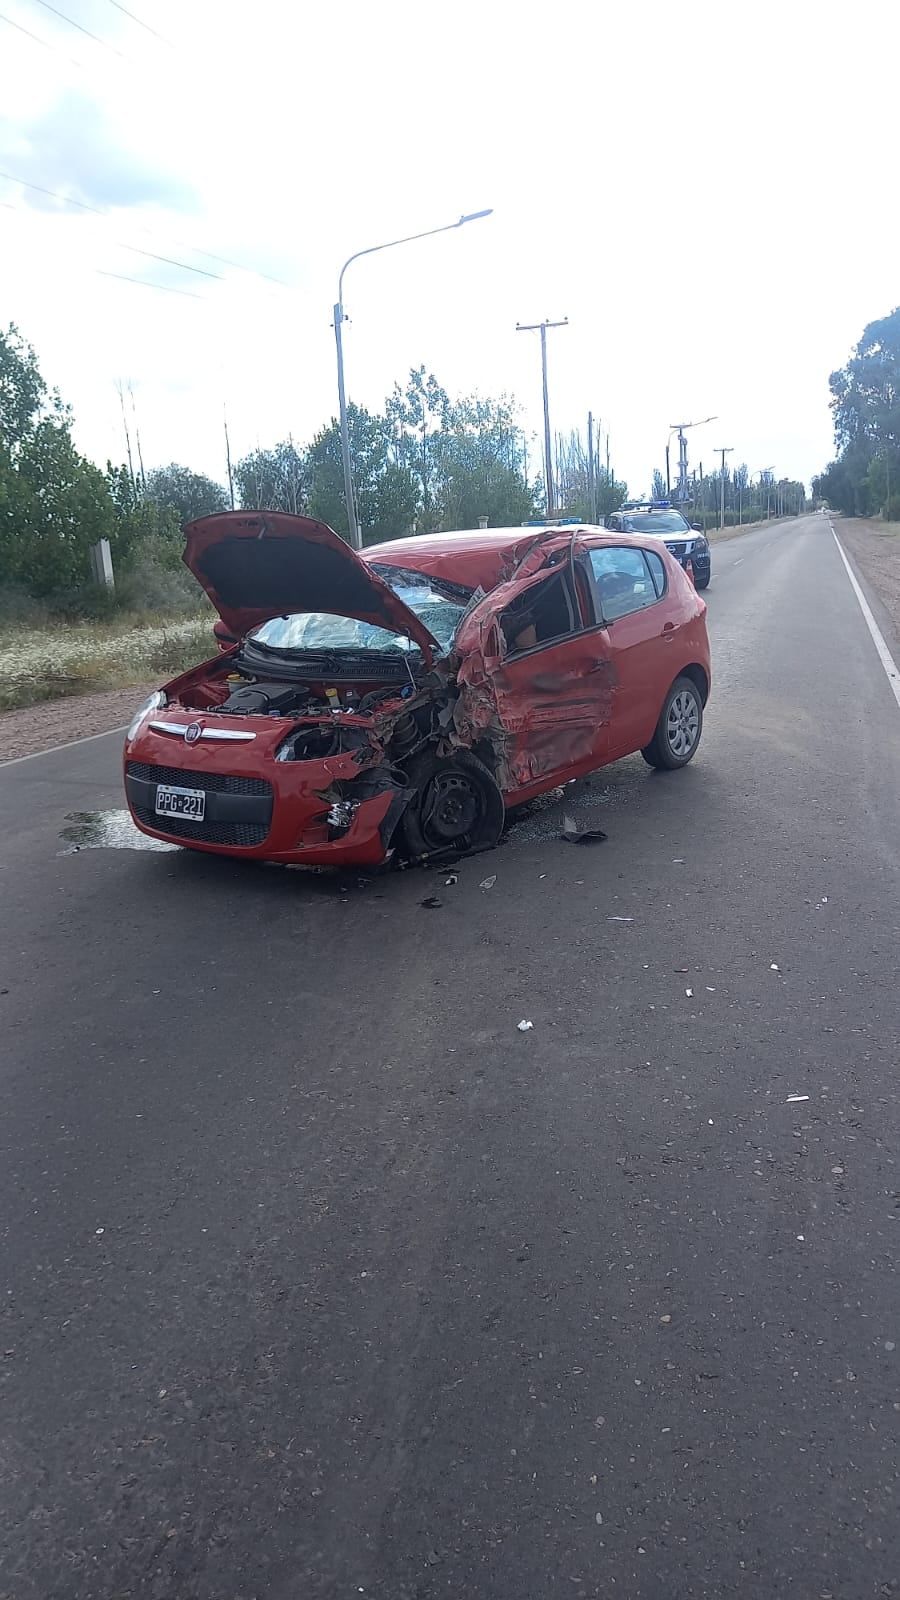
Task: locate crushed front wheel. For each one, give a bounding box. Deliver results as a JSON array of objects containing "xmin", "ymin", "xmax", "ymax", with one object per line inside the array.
[{"xmin": 398, "ymin": 750, "xmax": 505, "ymax": 861}]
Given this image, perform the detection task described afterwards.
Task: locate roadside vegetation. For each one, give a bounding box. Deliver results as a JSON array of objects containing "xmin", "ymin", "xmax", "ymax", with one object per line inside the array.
[{"xmin": 813, "ymin": 306, "xmax": 900, "ymax": 519}]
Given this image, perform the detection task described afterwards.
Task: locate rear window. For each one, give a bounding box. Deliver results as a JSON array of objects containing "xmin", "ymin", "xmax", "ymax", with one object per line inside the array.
[{"xmin": 622, "ymin": 512, "xmax": 689, "ymax": 534}]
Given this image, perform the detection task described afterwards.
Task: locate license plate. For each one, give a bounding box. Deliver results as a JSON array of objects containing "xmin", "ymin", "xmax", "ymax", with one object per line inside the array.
[{"xmin": 155, "ymin": 784, "xmax": 206, "ymax": 821}]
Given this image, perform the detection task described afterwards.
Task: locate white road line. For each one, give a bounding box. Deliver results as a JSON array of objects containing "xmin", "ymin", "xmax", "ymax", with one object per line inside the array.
[
  {"xmin": 0, "ymin": 724, "xmax": 128, "ymax": 770},
  {"xmin": 832, "ymin": 527, "xmax": 900, "ymax": 712}
]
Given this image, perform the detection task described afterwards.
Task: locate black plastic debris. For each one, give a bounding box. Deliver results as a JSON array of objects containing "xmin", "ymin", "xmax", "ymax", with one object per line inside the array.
[{"xmin": 420, "ymin": 895, "xmax": 443, "ymax": 909}]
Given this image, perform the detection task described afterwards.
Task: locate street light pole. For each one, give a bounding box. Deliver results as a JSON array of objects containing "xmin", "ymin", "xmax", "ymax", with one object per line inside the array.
[
  {"xmin": 334, "ymin": 209, "xmax": 492, "ymax": 550},
  {"xmin": 668, "ymin": 416, "xmax": 717, "ymax": 504},
  {"xmin": 516, "ymin": 318, "xmax": 568, "ymax": 517}
]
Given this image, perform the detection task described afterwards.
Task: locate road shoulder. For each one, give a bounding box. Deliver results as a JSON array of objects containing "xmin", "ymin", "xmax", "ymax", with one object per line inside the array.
[
  {"xmin": 833, "ymin": 518, "xmax": 900, "ymax": 663},
  {"xmin": 0, "ymin": 683, "xmax": 152, "ymax": 764}
]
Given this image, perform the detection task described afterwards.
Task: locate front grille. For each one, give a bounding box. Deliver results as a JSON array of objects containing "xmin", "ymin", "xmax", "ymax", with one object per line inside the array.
[
  {"xmin": 126, "ymin": 761, "xmax": 271, "ymax": 797},
  {"xmin": 666, "ymin": 541, "xmax": 687, "ymax": 558},
  {"xmin": 131, "ymin": 805, "xmax": 269, "ymax": 848}
]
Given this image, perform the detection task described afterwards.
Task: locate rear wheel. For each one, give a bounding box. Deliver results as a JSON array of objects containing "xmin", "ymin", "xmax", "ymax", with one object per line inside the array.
[
  {"xmin": 398, "ymin": 750, "xmax": 505, "ymax": 860},
  {"xmin": 694, "ymin": 571, "xmax": 710, "ymax": 591},
  {"xmin": 641, "ymin": 675, "xmax": 704, "ymax": 770}
]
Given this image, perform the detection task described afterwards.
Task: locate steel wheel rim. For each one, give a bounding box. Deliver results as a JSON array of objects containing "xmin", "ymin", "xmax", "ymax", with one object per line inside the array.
[
  {"xmin": 421, "ymin": 771, "xmax": 482, "ymax": 847},
  {"xmin": 666, "ymin": 690, "xmax": 700, "ymax": 758}
]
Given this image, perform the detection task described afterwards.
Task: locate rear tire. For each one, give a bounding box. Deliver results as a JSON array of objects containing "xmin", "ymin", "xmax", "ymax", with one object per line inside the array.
[
  {"xmin": 398, "ymin": 749, "xmax": 505, "ymax": 860},
  {"xmin": 694, "ymin": 572, "xmax": 710, "ymax": 591},
  {"xmin": 641, "ymin": 675, "xmax": 704, "ymax": 770}
]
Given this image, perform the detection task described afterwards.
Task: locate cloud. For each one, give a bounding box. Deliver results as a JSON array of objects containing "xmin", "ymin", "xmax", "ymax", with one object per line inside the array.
[{"xmin": 0, "ymin": 91, "xmax": 197, "ymax": 214}]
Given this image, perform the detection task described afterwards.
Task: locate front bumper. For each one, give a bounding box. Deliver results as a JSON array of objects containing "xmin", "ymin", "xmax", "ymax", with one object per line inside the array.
[
  {"xmin": 124, "ymin": 718, "xmax": 409, "ymax": 867},
  {"xmin": 666, "ymin": 539, "xmax": 711, "ymax": 581}
]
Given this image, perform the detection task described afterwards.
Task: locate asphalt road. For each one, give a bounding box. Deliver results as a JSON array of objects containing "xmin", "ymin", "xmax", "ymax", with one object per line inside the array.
[{"xmin": 2, "ymin": 515, "xmax": 900, "ymax": 1600}]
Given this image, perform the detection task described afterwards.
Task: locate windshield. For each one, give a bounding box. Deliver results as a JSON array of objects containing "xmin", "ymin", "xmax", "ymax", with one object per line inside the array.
[
  {"xmin": 248, "ymin": 567, "xmax": 469, "ymax": 656},
  {"xmin": 622, "ymin": 512, "xmax": 690, "ymax": 534}
]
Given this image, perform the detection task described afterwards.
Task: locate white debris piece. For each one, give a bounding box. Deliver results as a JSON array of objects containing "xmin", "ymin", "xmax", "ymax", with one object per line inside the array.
[
  {"xmin": 480, "ymin": 875, "xmax": 497, "ymax": 890},
  {"xmin": 786, "ymin": 1094, "xmax": 809, "ymax": 1103},
  {"xmin": 517, "ymin": 1019, "xmax": 534, "ymax": 1032},
  {"xmin": 685, "ymin": 988, "xmax": 693, "ymax": 998},
  {"xmin": 770, "ymin": 963, "xmax": 780, "ymax": 972}
]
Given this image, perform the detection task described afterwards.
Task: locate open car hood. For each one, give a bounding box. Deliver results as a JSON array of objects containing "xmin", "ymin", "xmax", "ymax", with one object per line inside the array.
[{"xmin": 183, "ymin": 511, "xmax": 439, "ymax": 664}]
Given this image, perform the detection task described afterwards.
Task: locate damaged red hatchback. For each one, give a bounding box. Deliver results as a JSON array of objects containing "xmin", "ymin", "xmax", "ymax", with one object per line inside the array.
[{"xmin": 124, "ymin": 512, "xmax": 711, "ymax": 866}]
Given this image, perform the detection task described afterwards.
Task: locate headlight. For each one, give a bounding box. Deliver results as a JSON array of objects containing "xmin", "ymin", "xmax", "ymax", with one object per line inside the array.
[{"xmin": 126, "ymin": 690, "xmax": 166, "ymax": 742}]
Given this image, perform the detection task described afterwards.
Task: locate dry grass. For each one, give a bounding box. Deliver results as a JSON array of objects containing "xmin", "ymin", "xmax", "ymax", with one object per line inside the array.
[{"xmin": 0, "ymin": 613, "xmax": 216, "ymax": 712}]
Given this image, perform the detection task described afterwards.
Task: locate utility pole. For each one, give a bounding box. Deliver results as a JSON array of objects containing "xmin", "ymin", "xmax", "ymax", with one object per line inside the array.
[
  {"xmin": 587, "ymin": 412, "xmax": 596, "ymax": 523},
  {"xmin": 517, "ymin": 318, "xmax": 568, "ymax": 517},
  {"xmin": 665, "ymin": 443, "xmax": 671, "ymax": 497},
  {"xmin": 715, "ymin": 446, "xmax": 733, "ymax": 529},
  {"xmin": 224, "ymin": 408, "xmax": 235, "ymax": 509}
]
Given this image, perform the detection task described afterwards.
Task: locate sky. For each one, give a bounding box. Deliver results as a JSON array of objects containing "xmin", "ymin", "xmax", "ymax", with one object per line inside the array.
[{"xmin": 2, "ymin": 0, "xmax": 899, "ymax": 501}]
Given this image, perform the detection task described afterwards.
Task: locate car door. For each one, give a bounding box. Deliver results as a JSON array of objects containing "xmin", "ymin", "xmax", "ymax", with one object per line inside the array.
[
  {"xmin": 453, "ymin": 561, "xmax": 612, "ymax": 803},
  {"xmin": 584, "ymin": 544, "xmax": 674, "ymax": 759}
]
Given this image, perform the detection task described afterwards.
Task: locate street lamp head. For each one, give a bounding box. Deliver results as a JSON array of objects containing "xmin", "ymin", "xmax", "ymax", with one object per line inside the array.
[{"xmin": 458, "ymin": 209, "xmax": 493, "ymax": 224}]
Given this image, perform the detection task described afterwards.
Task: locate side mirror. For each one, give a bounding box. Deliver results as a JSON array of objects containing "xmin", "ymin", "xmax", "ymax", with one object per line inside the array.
[{"xmin": 690, "ymin": 524, "xmax": 702, "ymax": 533}]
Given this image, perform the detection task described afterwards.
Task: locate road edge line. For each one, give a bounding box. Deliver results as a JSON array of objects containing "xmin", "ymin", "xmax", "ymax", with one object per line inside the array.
[
  {"xmin": 0, "ymin": 724, "xmax": 128, "ymax": 769},
  {"xmin": 831, "ymin": 527, "xmax": 900, "ymax": 712}
]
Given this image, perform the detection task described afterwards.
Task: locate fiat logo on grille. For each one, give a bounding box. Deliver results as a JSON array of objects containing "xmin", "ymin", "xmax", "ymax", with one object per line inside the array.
[{"xmin": 184, "ymin": 721, "xmax": 203, "ymax": 745}]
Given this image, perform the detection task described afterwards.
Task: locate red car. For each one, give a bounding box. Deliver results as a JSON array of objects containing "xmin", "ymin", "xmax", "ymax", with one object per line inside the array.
[{"xmin": 124, "ymin": 512, "xmax": 711, "ymax": 866}]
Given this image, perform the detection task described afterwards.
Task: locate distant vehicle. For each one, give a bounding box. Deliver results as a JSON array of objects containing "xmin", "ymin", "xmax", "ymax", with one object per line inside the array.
[
  {"xmin": 124, "ymin": 513, "xmax": 711, "ymax": 868},
  {"xmin": 605, "ymin": 503, "xmax": 711, "ymax": 590}
]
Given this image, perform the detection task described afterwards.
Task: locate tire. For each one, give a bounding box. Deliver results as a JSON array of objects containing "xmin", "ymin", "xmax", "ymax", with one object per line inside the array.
[
  {"xmin": 694, "ymin": 571, "xmax": 710, "ymax": 591},
  {"xmin": 641, "ymin": 675, "xmax": 704, "ymax": 770},
  {"xmin": 398, "ymin": 749, "xmax": 505, "ymax": 860}
]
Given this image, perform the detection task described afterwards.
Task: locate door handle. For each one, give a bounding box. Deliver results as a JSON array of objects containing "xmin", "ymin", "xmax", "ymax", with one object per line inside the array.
[{"xmin": 663, "ymin": 622, "xmax": 676, "ymax": 634}]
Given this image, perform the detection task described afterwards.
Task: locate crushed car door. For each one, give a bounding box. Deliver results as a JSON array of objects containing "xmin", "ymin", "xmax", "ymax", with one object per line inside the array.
[{"xmin": 452, "ymin": 560, "xmax": 614, "ymax": 801}]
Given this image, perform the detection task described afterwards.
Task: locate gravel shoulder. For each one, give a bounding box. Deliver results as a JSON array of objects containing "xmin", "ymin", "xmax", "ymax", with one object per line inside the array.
[
  {"xmin": 0, "ymin": 683, "xmax": 154, "ymax": 763},
  {"xmin": 834, "ymin": 517, "xmax": 900, "ymax": 658}
]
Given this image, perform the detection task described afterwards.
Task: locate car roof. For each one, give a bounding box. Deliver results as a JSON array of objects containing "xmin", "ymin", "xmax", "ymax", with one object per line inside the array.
[{"xmin": 363, "ymin": 524, "xmax": 669, "ymax": 592}]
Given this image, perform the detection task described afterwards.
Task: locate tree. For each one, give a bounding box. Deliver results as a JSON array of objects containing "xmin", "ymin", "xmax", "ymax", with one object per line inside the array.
[
  {"xmin": 816, "ymin": 306, "xmax": 900, "ymax": 515},
  {"xmin": 385, "ymin": 366, "xmax": 449, "ymax": 524},
  {"xmin": 0, "ymin": 323, "xmax": 63, "ymax": 452},
  {"xmin": 554, "ymin": 428, "xmax": 627, "ymax": 521},
  {"xmin": 146, "ymin": 463, "xmax": 228, "ymax": 526},
  {"xmin": 430, "ymin": 393, "xmax": 535, "ymax": 530},
  {"xmin": 0, "ymin": 324, "xmax": 114, "ymax": 595},
  {"xmin": 5, "ymin": 422, "xmax": 114, "ymax": 595},
  {"xmin": 234, "ymin": 439, "xmax": 309, "ymax": 514},
  {"xmin": 307, "ymin": 405, "xmax": 418, "ymax": 545},
  {"xmin": 106, "ymin": 463, "xmax": 182, "ymax": 561},
  {"xmin": 651, "ymin": 469, "xmax": 667, "ymax": 501}
]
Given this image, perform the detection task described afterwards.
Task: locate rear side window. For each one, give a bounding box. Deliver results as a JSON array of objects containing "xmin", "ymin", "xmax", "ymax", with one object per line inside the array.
[
  {"xmin": 589, "ymin": 547, "xmax": 659, "ymax": 622},
  {"xmin": 644, "ymin": 549, "xmax": 667, "ymax": 597}
]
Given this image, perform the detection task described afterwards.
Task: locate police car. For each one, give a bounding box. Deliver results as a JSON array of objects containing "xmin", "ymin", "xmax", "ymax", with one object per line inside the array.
[{"xmin": 603, "ymin": 503, "xmax": 711, "ymax": 590}]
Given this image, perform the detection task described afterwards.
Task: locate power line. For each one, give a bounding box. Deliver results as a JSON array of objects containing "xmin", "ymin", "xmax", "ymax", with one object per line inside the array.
[
  {"xmin": 120, "ymin": 243, "xmax": 223, "ymax": 280},
  {"xmin": 2, "ymin": 194, "xmax": 225, "ymax": 283},
  {"xmin": 97, "ymin": 270, "xmax": 205, "ymax": 301},
  {"xmin": 103, "ymin": 0, "xmax": 173, "ymax": 46},
  {"xmin": 0, "ymin": 9, "xmax": 86, "ymax": 66},
  {"xmin": 0, "ymin": 170, "xmax": 293, "ymax": 287},
  {"xmin": 30, "ymin": 0, "xmax": 129, "ymax": 59}
]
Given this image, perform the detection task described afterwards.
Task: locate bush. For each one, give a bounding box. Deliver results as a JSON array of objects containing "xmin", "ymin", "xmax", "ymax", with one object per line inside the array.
[
  {"xmin": 113, "ymin": 539, "xmax": 204, "ymax": 617},
  {"xmin": 0, "ymin": 584, "xmax": 52, "ymax": 628}
]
